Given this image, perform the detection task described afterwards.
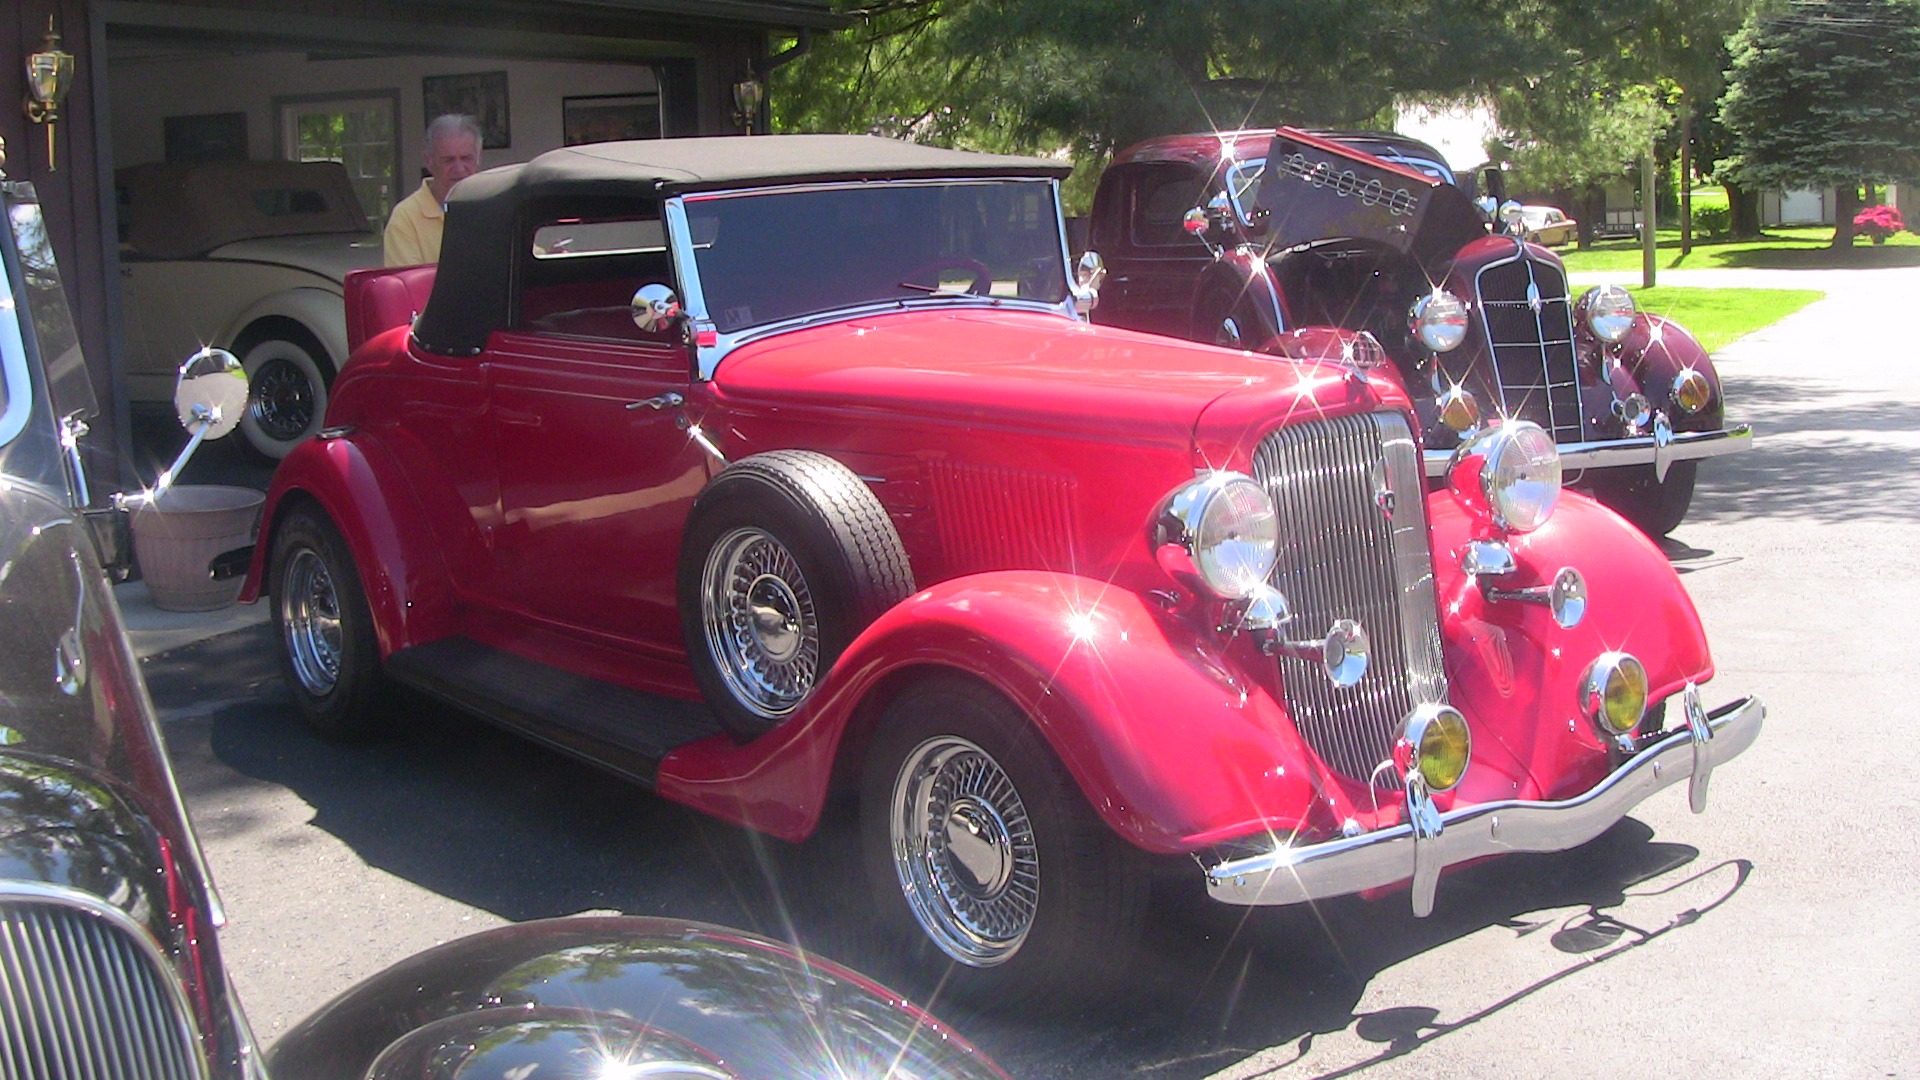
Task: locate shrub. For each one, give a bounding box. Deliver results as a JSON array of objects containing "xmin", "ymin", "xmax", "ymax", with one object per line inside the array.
[
  {"xmin": 1694, "ymin": 205, "xmax": 1731, "ymax": 238},
  {"xmin": 1853, "ymin": 204, "xmax": 1905, "ymax": 242}
]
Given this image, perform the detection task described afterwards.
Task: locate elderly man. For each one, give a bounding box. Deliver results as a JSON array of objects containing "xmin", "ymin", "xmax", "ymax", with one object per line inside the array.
[{"xmin": 384, "ymin": 114, "xmax": 482, "ymax": 266}]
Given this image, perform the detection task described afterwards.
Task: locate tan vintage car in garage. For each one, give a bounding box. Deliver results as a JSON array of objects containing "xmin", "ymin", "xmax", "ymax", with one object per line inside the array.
[{"xmin": 117, "ymin": 159, "xmax": 382, "ymax": 458}]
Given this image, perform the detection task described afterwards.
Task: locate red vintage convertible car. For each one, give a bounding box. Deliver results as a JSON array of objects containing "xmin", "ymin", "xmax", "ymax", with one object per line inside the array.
[
  {"xmin": 0, "ymin": 158, "xmax": 1002, "ymax": 1078},
  {"xmin": 241, "ymin": 134, "xmax": 1764, "ymax": 1007},
  {"xmin": 1087, "ymin": 127, "xmax": 1753, "ymax": 535}
]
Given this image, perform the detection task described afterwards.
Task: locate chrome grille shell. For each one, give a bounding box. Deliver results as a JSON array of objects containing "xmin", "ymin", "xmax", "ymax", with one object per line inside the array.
[
  {"xmin": 1251, "ymin": 411, "xmax": 1448, "ymax": 785},
  {"xmin": 1473, "ymin": 247, "xmax": 1584, "ymax": 444},
  {"xmin": 0, "ymin": 882, "xmax": 205, "ymax": 1080}
]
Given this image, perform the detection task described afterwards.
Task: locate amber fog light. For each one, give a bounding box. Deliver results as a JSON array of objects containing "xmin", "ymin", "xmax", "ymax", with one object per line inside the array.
[
  {"xmin": 1583, "ymin": 652, "xmax": 1648, "ymax": 736},
  {"xmin": 1672, "ymin": 368, "xmax": 1712, "ymax": 414},
  {"xmin": 1396, "ymin": 703, "xmax": 1471, "ymax": 792},
  {"xmin": 1437, "ymin": 385, "xmax": 1480, "ymax": 433}
]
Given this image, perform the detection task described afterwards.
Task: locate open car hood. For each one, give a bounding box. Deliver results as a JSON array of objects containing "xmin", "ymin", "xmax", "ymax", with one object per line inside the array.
[{"xmin": 1251, "ymin": 127, "xmax": 1490, "ymax": 269}]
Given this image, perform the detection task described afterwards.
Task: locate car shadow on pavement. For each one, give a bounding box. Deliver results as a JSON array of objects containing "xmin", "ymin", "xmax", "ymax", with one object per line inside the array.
[
  {"xmin": 148, "ymin": 624, "xmax": 1752, "ymax": 1078},
  {"xmin": 1685, "ymin": 373, "xmax": 1920, "ymax": 528}
]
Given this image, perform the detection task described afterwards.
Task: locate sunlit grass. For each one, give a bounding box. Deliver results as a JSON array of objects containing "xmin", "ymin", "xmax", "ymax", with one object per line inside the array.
[
  {"xmin": 1561, "ymin": 225, "xmax": 1920, "ymax": 273},
  {"xmin": 1622, "ymin": 286, "xmax": 1825, "ymax": 354}
]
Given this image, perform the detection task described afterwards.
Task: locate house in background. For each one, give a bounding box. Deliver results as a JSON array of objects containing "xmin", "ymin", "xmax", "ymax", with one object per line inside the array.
[{"xmin": 2, "ymin": 0, "xmax": 846, "ymax": 483}]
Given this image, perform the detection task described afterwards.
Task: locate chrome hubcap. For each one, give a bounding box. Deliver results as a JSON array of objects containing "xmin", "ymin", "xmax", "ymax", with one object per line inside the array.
[
  {"xmin": 280, "ymin": 548, "xmax": 342, "ymax": 696},
  {"xmin": 701, "ymin": 527, "xmax": 819, "ymax": 719},
  {"xmin": 890, "ymin": 735, "xmax": 1038, "ymax": 966}
]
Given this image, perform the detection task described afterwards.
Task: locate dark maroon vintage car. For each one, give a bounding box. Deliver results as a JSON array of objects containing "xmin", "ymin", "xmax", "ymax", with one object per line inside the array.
[
  {"xmin": 238, "ymin": 134, "xmax": 1762, "ymax": 1009},
  {"xmin": 0, "ymin": 148, "xmax": 1002, "ymax": 1080},
  {"xmin": 1086, "ymin": 127, "xmax": 1753, "ymax": 535}
]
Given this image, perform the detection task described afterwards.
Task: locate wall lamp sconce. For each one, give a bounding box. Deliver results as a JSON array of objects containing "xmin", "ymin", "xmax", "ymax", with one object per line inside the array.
[
  {"xmin": 732, "ymin": 76, "xmax": 764, "ymax": 135},
  {"xmin": 24, "ymin": 16, "xmax": 76, "ymax": 172}
]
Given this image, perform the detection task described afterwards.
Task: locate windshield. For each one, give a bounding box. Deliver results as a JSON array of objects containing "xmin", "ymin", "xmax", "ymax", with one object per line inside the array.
[{"xmin": 684, "ymin": 179, "xmax": 1069, "ymax": 334}]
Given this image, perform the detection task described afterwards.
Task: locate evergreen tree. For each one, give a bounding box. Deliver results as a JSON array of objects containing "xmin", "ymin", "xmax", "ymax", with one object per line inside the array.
[{"xmin": 1719, "ymin": 0, "xmax": 1920, "ymax": 245}]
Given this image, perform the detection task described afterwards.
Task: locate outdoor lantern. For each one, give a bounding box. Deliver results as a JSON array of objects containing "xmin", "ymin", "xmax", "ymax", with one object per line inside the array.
[
  {"xmin": 24, "ymin": 16, "xmax": 76, "ymax": 172},
  {"xmin": 733, "ymin": 77, "xmax": 764, "ymax": 134}
]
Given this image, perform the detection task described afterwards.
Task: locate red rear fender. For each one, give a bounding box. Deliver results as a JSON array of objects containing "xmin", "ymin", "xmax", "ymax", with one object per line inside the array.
[{"xmin": 239, "ymin": 434, "xmax": 457, "ymax": 656}]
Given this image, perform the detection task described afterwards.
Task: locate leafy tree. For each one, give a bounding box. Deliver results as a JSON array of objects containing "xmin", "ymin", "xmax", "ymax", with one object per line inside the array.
[
  {"xmin": 773, "ymin": 0, "xmax": 1655, "ymax": 211},
  {"xmin": 1719, "ymin": 0, "xmax": 1920, "ymax": 246}
]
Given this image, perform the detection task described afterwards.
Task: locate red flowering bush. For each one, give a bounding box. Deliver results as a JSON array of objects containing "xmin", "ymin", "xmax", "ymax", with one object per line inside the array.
[{"xmin": 1854, "ymin": 204, "xmax": 1905, "ymax": 242}]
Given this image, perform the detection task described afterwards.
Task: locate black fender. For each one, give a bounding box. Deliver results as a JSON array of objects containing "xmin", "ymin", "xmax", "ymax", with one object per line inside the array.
[{"xmin": 268, "ymin": 916, "xmax": 1007, "ymax": 1080}]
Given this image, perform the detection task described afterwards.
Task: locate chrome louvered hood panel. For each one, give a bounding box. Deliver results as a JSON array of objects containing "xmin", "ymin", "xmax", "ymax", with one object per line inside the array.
[
  {"xmin": 1251, "ymin": 411, "xmax": 1447, "ymax": 786},
  {"xmin": 0, "ymin": 885, "xmax": 205, "ymax": 1080},
  {"xmin": 1474, "ymin": 249, "xmax": 1584, "ymax": 444}
]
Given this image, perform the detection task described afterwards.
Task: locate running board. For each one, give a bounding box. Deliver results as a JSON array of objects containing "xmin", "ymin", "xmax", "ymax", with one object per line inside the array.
[{"xmin": 385, "ymin": 636, "xmax": 723, "ymax": 787}]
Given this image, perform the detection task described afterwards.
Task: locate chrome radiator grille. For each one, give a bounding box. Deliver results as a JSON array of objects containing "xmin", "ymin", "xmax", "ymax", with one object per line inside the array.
[
  {"xmin": 0, "ymin": 891, "xmax": 203, "ymax": 1080},
  {"xmin": 1251, "ymin": 411, "xmax": 1447, "ymax": 786},
  {"xmin": 1475, "ymin": 251, "xmax": 1583, "ymax": 444}
]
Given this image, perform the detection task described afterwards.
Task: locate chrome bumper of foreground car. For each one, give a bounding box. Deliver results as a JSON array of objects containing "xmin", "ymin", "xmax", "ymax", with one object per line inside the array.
[
  {"xmin": 1422, "ymin": 422, "xmax": 1754, "ymax": 478},
  {"xmin": 1204, "ymin": 687, "xmax": 1764, "ymax": 916}
]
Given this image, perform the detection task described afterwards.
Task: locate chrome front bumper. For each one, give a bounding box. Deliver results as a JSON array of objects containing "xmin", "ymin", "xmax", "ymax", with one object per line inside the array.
[
  {"xmin": 1422, "ymin": 422, "xmax": 1754, "ymax": 478},
  {"xmin": 1204, "ymin": 687, "xmax": 1764, "ymax": 915}
]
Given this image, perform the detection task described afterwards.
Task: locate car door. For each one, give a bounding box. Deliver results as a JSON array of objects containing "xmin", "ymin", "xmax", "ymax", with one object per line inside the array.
[
  {"xmin": 1090, "ymin": 162, "xmax": 1216, "ymax": 337},
  {"xmin": 487, "ymin": 211, "xmax": 712, "ymax": 663}
]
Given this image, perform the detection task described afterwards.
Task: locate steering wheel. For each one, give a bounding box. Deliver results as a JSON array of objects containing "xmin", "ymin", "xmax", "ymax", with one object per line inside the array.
[{"xmin": 901, "ymin": 258, "xmax": 992, "ymax": 296}]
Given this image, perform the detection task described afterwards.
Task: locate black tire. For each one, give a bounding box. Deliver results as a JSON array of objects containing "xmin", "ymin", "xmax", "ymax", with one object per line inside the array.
[
  {"xmin": 859, "ymin": 676, "xmax": 1151, "ymax": 1012},
  {"xmin": 1589, "ymin": 460, "xmax": 1698, "ymax": 537},
  {"xmin": 236, "ymin": 326, "xmax": 333, "ymax": 461},
  {"xmin": 678, "ymin": 450, "xmax": 914, "ymax": 739},
  {"xmin": 269, "ymin": 505, "xmax": 392, "ymax": 739}
]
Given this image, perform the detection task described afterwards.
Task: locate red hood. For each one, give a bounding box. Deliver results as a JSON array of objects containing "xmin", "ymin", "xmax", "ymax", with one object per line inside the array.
[{"xmin": 711, "ymin": 309, "xmax": 1388, "ymax": 455}]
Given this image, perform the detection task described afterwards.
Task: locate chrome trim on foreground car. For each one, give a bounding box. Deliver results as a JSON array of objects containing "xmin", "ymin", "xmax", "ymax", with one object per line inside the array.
[
  {"xmin": 1422, "ymin": 422, "xmax": 1755, "ymax": 478},
  {"xmin": 1204, "ymin": 689, "xmax": 1765, "ymax": 912}
]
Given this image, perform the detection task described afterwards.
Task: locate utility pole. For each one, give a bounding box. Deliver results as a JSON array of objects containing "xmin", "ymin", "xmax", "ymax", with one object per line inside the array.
[{"xmin": 1641, "ymin": 154, "xmax": 1658, "ymax": 289}]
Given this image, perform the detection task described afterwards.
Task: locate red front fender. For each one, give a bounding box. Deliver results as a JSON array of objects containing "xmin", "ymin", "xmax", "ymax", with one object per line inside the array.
[
  {"xmin": 655, "ymin": 571, "xmax": 1326, "ymax": 853},
  {"xmin": 238, "ymin": 433, "xmax": 458, "ymax": 657}
]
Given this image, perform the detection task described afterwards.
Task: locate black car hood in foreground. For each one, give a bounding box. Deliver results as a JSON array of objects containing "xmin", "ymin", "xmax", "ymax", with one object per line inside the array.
[{"xmin": 270, "ymin": 915, "xmax": 1008, "ymax": 1080}]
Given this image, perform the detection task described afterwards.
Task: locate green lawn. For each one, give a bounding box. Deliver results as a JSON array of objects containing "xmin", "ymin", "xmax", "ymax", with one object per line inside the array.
[
  {"xmin": 1560, "ymin": 225, "xmax": 1920, "ymax": 273},
  {"xmin": 1621, "ymin": 286, "xmax": 1824, "ymax": 354}
]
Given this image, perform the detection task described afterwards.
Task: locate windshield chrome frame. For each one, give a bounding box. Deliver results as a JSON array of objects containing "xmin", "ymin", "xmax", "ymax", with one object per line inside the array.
[
  {"xmin": 0, "ymin": 214, "xmax": 35, "ymax": 447},
  {"xmin": 666, "ymin": 176, "xmax": 1079, "ymax": 381}
]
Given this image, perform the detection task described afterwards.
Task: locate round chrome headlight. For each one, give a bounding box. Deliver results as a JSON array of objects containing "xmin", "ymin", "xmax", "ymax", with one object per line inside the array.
[
  {"xmin": 1447, "ymin": 420, "xmax": 1562, "ymax": 533},
  {"xmin": 1155, "ymin": 472, "xmax": 1280, "ymax": 600},
  {"xmin": 1582, "ymin": 652, "xmax": 1648, "ymax": 736},
  {"xmin": 1409, "ymin": 291, "xmax": 1470, "ymax": 353},
  {"xmin": 1396, "ymin": 703, "xmax": 1471, "ymax": 792},
  {"xmin": 1671, "ymin": 368, "xmax": 1712, "ymax": 414},
  {"xmin": 1578, "ymin": 284, "xmax": 1637, "ymax": 343}
]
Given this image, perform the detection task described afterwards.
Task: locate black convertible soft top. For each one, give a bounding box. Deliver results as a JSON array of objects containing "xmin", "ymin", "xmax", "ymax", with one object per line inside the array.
[{"xmin": 413, "ymin": 135, "xmax": 1070, "ymax": 355}]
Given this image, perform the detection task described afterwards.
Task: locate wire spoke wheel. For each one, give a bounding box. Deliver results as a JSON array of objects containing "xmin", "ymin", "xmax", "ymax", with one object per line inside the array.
[
  {"xmin": 890, "ymin": 735, "xmax": 1041, "ymax": 967},
  {"xmin": 700, "ymin": 526, "xmax": 821, "ymax": 720},
  {"xmin": 279, "ymin": 547, "xmax": 343, "ymax": 696}
]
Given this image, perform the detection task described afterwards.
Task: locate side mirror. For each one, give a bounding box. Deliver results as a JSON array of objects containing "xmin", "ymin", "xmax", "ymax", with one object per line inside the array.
[
  {"xmin": 631, "ymin": 283, "xmax": 684, "ymax": 334},
  {"xmin": 118, "ymin": 347, "xmax": 246, "ymax": 507},
  {"xmin": 175, "ymin": 346, "xmax": 248, "ymax": 440},
  {"xmin": 1072, "ymin": 250, "xmax": 1106, "ymax": 316},
  {"xmin": 1183, "ymin": 205, "xmax": 1223, "ymax": 258}
]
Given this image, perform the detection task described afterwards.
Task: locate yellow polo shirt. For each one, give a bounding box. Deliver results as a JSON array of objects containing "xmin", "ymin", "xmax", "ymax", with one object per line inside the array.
[{"xmin": 384, "ymin": 180, "xmax": 444, "ymax": 267}]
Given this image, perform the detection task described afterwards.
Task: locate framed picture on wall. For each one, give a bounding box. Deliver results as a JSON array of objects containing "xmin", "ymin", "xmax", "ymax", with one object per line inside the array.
[
  {"xmin": 422, "ymin": 71, "xmax": 510, "ymax": 148},
  {"xmin": 164, "ymin": 112, "xmax": 248, "ymax": 163},
  {"xmin": 562, "ymin": 93, "xmax": 663, "ymax": 146}
]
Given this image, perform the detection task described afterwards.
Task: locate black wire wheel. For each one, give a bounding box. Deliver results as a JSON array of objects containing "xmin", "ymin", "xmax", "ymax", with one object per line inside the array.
[
  {"xmin": 269, "ymin": 504, "xmax": 392, "ymax": 739},
  {"xmin": 860, "ymin": 676, "xmax": 1151, "ymax": 1011},
  {"xmin": 236, "ymin": 327, "xmax": 333, "ymax": 460},
  {"xmin": 1588, "ymin": 460, "xmax": 1698, "ymax": 537},
  {"xmin": 679, "ymin": 450, "xmax": 913, "ymax": 739}
]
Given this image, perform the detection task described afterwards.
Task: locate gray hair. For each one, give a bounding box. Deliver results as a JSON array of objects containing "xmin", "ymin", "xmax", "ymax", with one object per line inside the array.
[{"xmin": 425, "ymin": 114, "xmax": 483, "ymax": 147}]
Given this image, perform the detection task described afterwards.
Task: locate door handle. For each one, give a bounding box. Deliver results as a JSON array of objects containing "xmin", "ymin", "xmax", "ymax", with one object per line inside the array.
[{"xmin": 626, "ymin": 392, "xmax": 684, "ymax": 411}]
